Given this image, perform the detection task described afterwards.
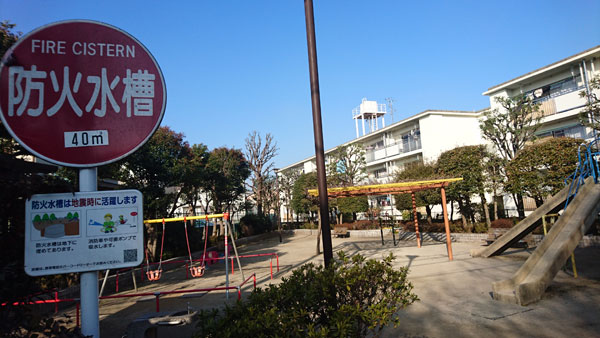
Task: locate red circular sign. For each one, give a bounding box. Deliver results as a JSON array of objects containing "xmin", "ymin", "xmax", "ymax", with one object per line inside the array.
[{"xmin": 0, "ymin": 20, "xmax": 166, "ymax": 167}]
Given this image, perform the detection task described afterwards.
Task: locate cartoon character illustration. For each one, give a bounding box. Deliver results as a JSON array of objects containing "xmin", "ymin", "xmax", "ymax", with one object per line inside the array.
[
  {"xmin": 102, "ymin": 213, "xmax": 116, "ymax": 233},
  {"xmin": 119, "ymin": 215, "xmax": 127, "ymax": 224}
]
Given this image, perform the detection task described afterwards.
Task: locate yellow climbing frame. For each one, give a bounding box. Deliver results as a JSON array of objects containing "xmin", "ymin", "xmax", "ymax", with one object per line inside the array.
[{"xmin": 144, "ymin": 213, "xmax": 227, "ymax": 224}]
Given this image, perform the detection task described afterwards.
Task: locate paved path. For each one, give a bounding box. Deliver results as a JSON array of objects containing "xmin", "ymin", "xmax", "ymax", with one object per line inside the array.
[{"xmin": 58, "ymin": 233, "xmax": 600, "ymax": 337}]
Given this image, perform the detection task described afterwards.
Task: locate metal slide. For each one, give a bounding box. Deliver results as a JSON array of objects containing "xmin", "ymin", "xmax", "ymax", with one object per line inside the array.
[
  {"xmin": 470, "ymin": 184, "xmax": 570, "ymax": 258},
  {"xmin": 491, "ymin": 177, "xmax": 600, "ymax": 305}
]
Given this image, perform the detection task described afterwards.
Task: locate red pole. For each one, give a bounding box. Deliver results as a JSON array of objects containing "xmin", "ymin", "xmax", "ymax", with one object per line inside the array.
[
  {"xmin": 270, "ymin": 259, "xmax": 273, "ymax": 280},
  {"xmin": 54, "ymin": 291, "xmax": 58, "ymax": 313},
  {"xmin": 237, "ymin": 288, "xmax": 241, "ymax": 300},
  {"xmin": 116, "ymin": 271, "xmax": 119, "ymax": 293},
  {"xmin": 253, "ymin": 274, "xmax": 256, "ymax": 289},
  {"xmin": 76, "ymin": 302, "xmax": 80, "ymax": 328},
  {"xmin": 155, "ymin": 293, "xmax": 160, "ymax": 312},
  {"xmin": 412, "ymin": 191, "xmax": 421, "ymax": 248},
  {"xmin": 276, "ymin": 254, "xmax": 279, "ymax": 272},
  {"xmin": 441, "ymin": 187, "xmax": 454, "ymax": 261},
  {"xmin": 231, "ymin": 258, "xmax": 234, "ymax": 275}
]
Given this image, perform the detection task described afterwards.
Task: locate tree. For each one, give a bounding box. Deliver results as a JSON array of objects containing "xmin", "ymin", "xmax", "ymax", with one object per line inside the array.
[
  {"xmin": 393, "ymin": 162, "xmax": 441, "ymax": 224},
  {"xmin": 326, "ymin": 144, "xmax": 366, "ymax": 186},
  {"xmin": 262, "ymin": 174, "xmax": 280, "ymax": 215},
  {"xmin": 180, "ymin": 143, "xmax": 210, "ymax": 216},
  {"xmin": 118, "ymin": 126, "xmax": 190, "ymax": 218},
  {"xmin": 334, "ymin": 196, "xmax": 368, "ymax": 223},
  {"xmin": 0, "ymin": 21, "xmax": 24, "ymax": 159},
  {"xmin": 483, "ymin": 153, "xmax": 505, "ymax": 220},
  {"xmin": 506, "ymin": 137, "xmax": 582, "ymax": 207},
  {"xmin": 480, "ymin": 95, "xmax": 543, "ymax": 217},
  {"xmin": 0, "ymin": 20, "xmax": 20, "ymax": 60},
  {"xmin": 291, "ymin": 172, "xmax": 321, "ymax": 253},
  {"xmin": 291, "ymin": 172, "xmax": 319, "ymax": 219},
  {"xmin": 245, "ymin": 131, "xmax": 278, "ymax": 216},
  {"xmin": 116, "ymin": 126, "xmax": 190, "ymax": 258},
  {"xmin": 203, "ymin": 147, "xmax": 250, "ymax": 214},
  {"xmin": 197, "ymin": 147, "xmax": 249, "ymax": 237},
  {"xmin": 325, "ymin": 144, "xmax": 368, "ymax": 222},
  {"xmin": 579, "ymin": 75, "xmax": 600, "ymax": 133},
  {"xmin": 278, "ymin": 169, "xmax": 300, "ymax": 224},
  {"xmin": 436, "ymin": 145, "xmax": 492, "ymax": 230}
]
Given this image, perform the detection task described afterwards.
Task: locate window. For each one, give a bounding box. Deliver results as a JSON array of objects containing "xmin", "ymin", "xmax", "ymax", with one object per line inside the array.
[
  {"xmin": 374, "ymin": 168, "xmax": 387, "ymax": 178},
  {"xmin": 537, "ymin": 125, "xmax": 589, "ymax": 139}
]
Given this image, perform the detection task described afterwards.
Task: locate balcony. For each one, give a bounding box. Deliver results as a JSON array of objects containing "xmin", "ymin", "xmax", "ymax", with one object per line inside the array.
[
  {"xmin": 365, "ymin": 137, "xmax": 421, "ymax": 163},
  {"xmin": 532, "ymin": 83, "xmax": 586, "ymax": 118}
]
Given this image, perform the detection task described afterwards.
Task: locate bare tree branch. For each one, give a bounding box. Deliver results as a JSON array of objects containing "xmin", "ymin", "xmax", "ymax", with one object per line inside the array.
[{"xmin": 245, "ymin": 131, "xmax": 279, "ymax": 215}]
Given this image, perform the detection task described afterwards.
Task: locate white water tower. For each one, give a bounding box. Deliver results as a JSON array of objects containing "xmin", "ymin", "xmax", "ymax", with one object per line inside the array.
[{"xmin": 352, "ymin": 98, "xmax": 387, "ymax": 138}]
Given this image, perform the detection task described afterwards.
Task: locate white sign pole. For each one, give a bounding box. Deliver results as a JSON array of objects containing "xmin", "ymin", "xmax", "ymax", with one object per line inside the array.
[{"xmin": 79, "ymin": 168, "xmax": 99, "ymax": 337}]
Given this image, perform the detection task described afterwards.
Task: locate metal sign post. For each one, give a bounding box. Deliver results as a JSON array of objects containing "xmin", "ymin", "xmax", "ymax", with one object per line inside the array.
[{"xmin": 80, "ymin": 168, "xmax": 99, "ymax": 337}]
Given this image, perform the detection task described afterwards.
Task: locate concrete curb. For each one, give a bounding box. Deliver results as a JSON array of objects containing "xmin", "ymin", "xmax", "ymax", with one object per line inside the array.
[{"xmin": 290, "ymin": 229, "xmax": 600, "ymax": 247}]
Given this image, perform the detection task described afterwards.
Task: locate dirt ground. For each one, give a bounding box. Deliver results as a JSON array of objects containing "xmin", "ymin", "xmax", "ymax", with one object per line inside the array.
[{"xmin": 55, "ymin": 232, "xmax": 600, "ymax": 337}]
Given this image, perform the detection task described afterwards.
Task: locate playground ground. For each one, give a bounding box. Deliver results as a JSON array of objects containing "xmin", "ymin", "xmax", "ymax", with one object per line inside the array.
[{"xmin": 57, "ymin": 231, "xmax": 600, "ymax": 337}]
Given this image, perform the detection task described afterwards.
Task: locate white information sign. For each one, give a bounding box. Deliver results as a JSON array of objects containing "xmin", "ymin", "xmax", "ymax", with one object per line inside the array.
[{"xmin": 24, "ymin": 190, "xmax": 143, "ymax": 276}]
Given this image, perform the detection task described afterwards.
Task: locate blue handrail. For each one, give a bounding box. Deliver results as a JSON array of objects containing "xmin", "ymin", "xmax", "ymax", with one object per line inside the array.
[{"xmin": 563, "ymin": 138, "xmax": 600, "ymax": 211}]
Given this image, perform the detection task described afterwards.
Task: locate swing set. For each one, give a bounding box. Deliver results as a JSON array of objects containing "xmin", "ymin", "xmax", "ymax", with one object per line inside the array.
[{"xmin": 143, "ymin": 213, "xmax": 238, "ymax": 281}]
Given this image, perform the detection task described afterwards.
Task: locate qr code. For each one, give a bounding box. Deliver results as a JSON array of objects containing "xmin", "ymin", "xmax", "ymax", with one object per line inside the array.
[{"xmin": 123, "ymin": 249, "xmax": 137, "ymax": 263}]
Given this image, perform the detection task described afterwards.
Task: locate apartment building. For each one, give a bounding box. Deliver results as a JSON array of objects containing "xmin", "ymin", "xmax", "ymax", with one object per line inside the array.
[
  {"xmin": 277, "ymin": 103, "xmax": 485, "ymax": 218},
  {"xmin": 484, "ymin": 45, "xmax": 600, "ymax": 211},
  {"xmin": 277, "ymin": 45, "xmax": 600, "ymax": 221},
  {"xmin": 484, "ymin": 45, "xmax": 600, "ymax": 141}
]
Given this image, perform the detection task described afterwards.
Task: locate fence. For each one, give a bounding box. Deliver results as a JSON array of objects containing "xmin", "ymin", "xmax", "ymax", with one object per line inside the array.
[{"xmin": 2, "ymin": 273, "xmax": 257, "ymax": 329}]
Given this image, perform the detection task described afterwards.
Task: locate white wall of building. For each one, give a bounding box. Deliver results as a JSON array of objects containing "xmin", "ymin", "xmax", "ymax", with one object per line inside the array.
[{"xmin": 419, "ymin": 112, "xmax": 484, "ymax": 162}]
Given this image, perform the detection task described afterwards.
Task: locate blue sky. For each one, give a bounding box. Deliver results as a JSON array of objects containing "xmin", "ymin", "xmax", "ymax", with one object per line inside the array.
[{"xmin": 2, "ymin": 1, "xmax": 599, "ymax": 168}]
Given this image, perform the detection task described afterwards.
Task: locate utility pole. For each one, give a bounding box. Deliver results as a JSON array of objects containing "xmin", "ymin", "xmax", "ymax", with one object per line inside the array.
[{"xmin": 304, "ymin": 0, "xmax": 333, "ymax": 267}]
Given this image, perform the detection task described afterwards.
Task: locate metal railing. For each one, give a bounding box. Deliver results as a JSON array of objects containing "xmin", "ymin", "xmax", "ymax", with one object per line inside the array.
[
  {"xmin": 2, "ymin": 273, "xmax": 258, "ymax": 328},
  {"xmin": 563, "ymin": 137, "xmax": 600, "ymax": 210},
  {"xmin": 366, "ymin": 137, "xmax": 422, "ymax": 162}
]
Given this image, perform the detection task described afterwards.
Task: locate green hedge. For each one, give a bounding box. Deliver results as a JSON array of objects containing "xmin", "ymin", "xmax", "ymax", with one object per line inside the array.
[
  {"xmin": 195, "ymin": 251, "xmax": 418, "ymax": 337},
  {"xmin": 239, "ymin": 214, "xmax": 273, "ymax": 236}
]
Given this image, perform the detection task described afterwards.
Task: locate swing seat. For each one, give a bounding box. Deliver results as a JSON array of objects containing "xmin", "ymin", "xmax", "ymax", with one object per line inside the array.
[
  {"xmin": 146, "ymin": 269, "xmax": 162, "ymax": 281},
  {"xmin": 189, "ymin": 266, "xmax": 205, "ymax": 277}
]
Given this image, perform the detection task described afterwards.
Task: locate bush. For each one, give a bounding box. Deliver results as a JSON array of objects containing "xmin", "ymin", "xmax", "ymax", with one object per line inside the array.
[
  {"xmin": 401, "ymin": 210, "xmax": 411, "ymax": 221},
  {"xmin": 300, "ymin": 222, "xmax": 317, "ymax": 229},
  {"xmin": 0, "ymin": 311, "xmax": 86, "ymax": 338},
  {"xmin": 473, "ymin": 222, "xmax": 488, "ymax": 233},
  {"xmin": 345, "ymin": 219, "xmax": 379, "ymax": 230},
  {"xmin": 195, "ymin": 252, "xmax": 418, "ymax": 337},
  {"xmin": 490, "ymin": 218, "xmax": 514, "ymax": 229},
  {"xmin": 239, "ymin": 214, "xmax": 273, "ymax": 236}
]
